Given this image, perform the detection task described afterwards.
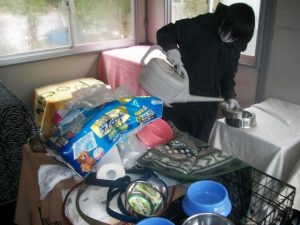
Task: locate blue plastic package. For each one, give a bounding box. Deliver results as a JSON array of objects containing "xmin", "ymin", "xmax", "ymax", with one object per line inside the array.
[{"xmin": 46, "ymin": 96, "xmax": 163, "ymax": 177}]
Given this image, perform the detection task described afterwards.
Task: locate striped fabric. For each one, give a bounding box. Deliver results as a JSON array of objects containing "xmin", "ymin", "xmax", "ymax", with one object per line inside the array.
[{"xmin": 0, "ymin": 81, "xmax": 38, "ymax": 206}]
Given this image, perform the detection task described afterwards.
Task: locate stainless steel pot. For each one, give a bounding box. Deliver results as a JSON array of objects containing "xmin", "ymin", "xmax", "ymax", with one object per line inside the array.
[
  {"xmin": 182, "ymin": 213, "xmax": 235, "ymax": 225},
  {"xmin": 223, "ymin": 108, "xmax": 257, "ymax": 128}
]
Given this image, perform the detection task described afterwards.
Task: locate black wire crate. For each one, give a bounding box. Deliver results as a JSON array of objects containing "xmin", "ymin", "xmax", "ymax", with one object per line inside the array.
[{"xmin": 214, "ymin": 166, "xmax": 296, "ymax": 225}]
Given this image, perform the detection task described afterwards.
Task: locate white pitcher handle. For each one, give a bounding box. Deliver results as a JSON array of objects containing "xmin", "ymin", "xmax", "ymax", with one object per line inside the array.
[
  {"xmin": 180, "ymin": 66, "xmax": 189, "ymax": 80},
  {"xmin": 140, "ymin": 45, "xmax": 166, "ymax": 67}
]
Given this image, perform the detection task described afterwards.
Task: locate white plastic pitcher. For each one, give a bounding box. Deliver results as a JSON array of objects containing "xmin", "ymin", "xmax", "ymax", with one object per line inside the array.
[{"xmin": 138, "ymin": 45, "xmax": 224, "ymax": 104}]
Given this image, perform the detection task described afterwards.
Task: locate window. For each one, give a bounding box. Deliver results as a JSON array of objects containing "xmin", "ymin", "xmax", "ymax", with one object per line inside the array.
[
  {"xmin": 171, "ymin": 0, "xmax": 219, "ymax": 21},
  {"xmin": 0, "ymin": 0, "xmax": 135, "ymax": 66},
  {"xmin": 168, "ymin": 0, "xmax": 261, "ymax": 66}
]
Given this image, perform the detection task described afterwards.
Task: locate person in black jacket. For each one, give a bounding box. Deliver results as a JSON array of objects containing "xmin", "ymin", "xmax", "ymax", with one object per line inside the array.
[{"xmin": 156, "ymin": 3, "xmax": 255, "ymax": 142}]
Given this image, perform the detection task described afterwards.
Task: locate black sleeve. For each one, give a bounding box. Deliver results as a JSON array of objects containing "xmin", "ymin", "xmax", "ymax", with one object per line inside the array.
[
  {"xmin": 156, "ymin": 23, "xmax": 178, "ymax": 50},
  {"xmin": 220, "ymin": 50, "xmax": 240, "ymax": 100},
  {"xmin": 156, "ymin": 17, "xmax": 198, "ymax": 51}
]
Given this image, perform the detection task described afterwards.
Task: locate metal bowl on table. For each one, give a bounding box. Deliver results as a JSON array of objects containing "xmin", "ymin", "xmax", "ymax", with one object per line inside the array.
[
  {"xmin": 223, "ymin": 107, "xmax": 257, "ymax": 129},
  {"xmin": 182, "ymin": 212, "xmax": 235, "ymax": 225}
]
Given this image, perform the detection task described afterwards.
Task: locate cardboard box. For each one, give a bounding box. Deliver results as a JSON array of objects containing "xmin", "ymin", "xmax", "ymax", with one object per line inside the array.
[{"xmin": 33, "ymin": 78, "xmax": 104, "ymax": 133}]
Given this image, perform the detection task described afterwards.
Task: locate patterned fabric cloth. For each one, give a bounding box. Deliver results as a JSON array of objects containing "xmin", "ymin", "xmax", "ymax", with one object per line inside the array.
[
  {"xmin": 0, "ymin": 81, "xmax": 38, "ymax": 206},
  {"xmin": 137, "ymin": 123, "xmax": 247, "ymax": 181}
]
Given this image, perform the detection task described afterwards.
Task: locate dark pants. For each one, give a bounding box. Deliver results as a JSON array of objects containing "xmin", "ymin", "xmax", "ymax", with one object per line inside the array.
[{"xmin": 162, "ymin": 103, "xmax": 217, "ymax": 143}]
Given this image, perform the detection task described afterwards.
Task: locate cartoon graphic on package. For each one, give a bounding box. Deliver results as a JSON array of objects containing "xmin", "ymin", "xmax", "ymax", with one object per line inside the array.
[
  {"xmin": 46, "ymin": 96, "xmax": 163, "ymax": 177},
  {"xmin": 77, "ymin": 151, "xmax": 96, "ymax": 172},
  {"xmin": 73, "ymin": 132, "xmax": 104, "ymax": 172}
]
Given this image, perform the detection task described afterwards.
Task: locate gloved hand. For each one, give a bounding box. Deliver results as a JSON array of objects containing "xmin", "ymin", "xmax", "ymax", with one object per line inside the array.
[
  {"xmin": 166, "ymin": 49, "xmax": 188, "ymax": 77},
  {"xmin": 222, "ymin": 98, "xmax": 240, "ymax": 109}
]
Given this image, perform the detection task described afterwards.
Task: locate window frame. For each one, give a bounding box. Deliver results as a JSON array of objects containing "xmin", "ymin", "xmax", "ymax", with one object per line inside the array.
[
  {"xmin": 0, "ymin": 0, "xmax": 137, "ymax": 67},
  {"xmin": 166, "ymin": 0, "xmax": 264, "ymax": 68}
]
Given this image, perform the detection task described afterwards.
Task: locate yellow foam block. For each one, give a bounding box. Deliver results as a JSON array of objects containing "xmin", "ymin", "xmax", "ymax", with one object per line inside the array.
[{"xmin": 33, "ymin": 78, "xmax": 104, "ymax": 133}]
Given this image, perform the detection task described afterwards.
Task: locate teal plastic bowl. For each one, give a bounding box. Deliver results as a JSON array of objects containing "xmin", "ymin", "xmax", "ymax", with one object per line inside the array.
[{"xmin": 182, "ymin": 180, "xmax": 232, "ymax": 217}]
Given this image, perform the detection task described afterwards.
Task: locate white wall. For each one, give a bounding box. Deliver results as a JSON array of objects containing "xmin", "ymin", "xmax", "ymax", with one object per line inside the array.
[
  {"xmin": 0, "ymin": 53, "xmax": 99, "ymax": 108},
  {"xmin": 147, "ymin": 0, "xmax": 166, "ymax": 44},
  {"xmin": 263, "ymin": 0, "xmax": 300, "ymax": 105},
  {"xmin": 136, "ymin": 0, "xmax": 147, "ymax": 44}
]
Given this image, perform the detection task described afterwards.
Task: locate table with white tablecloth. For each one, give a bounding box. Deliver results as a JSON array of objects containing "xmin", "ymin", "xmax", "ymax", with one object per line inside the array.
[{"xmin": 209, "ymin": 98, "xmax": 300, "ymax": 210}]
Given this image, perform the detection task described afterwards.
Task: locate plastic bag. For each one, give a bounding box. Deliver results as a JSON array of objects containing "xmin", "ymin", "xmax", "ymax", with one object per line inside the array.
[{"xmin": 117, "ymin": 134, "xmax": 147, "ymax": 169}]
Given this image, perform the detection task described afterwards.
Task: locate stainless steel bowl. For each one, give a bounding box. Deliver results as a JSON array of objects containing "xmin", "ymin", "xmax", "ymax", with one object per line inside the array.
[
  {"xmin": 182, "ymin": 213, "xmax": 235, "ymax": 225},
  {"xmin": 125, "ymin": 181, "xmax": 166, "ymax": 217},
  {"xmin": 223, "ymin": 108, "xmax": 257, "ymax": 129}
]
